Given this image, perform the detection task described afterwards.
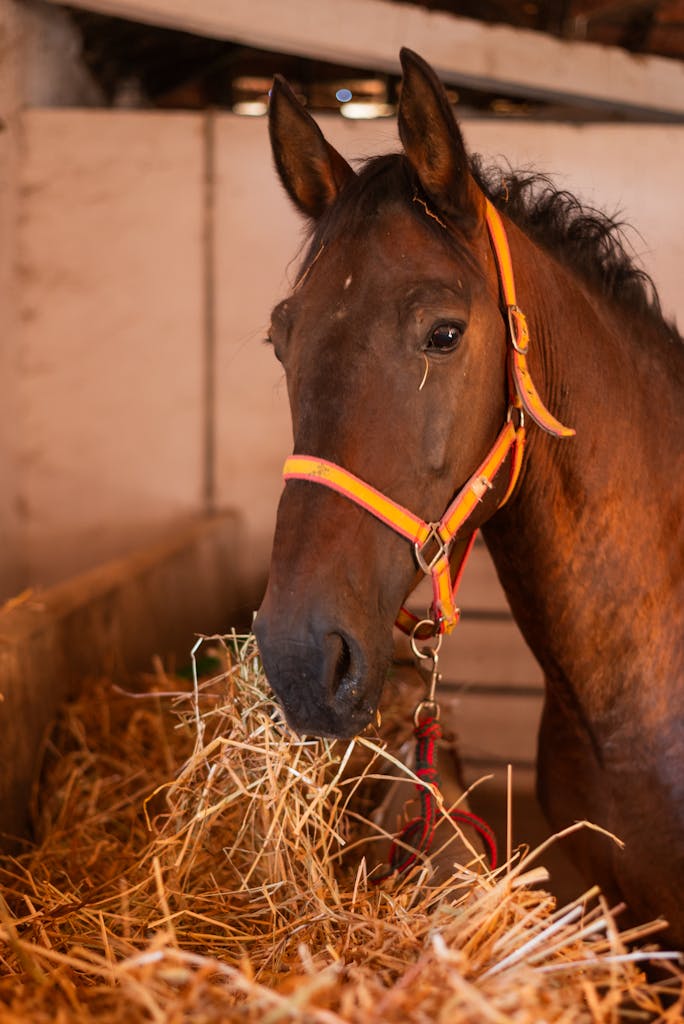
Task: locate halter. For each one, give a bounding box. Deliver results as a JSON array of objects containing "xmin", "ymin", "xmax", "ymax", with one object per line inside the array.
[{"xmin": 282, "ymin": 199, "xmax": 575, "ymax": 637}]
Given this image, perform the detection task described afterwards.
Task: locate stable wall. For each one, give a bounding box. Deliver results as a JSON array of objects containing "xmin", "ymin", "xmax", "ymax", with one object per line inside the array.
[
  {"xmin": 17, "ymin": 110, "xmax": 206, "ymax": 586},
  {"xmin": 2, "ymin": 110, "xmax": 683, "ymax": 604}
]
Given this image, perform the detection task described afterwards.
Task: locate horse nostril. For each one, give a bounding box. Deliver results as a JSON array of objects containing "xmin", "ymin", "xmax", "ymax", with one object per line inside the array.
[{"xmin": 327, "ymin": 631, "xmax": 354, "ymax": 698}]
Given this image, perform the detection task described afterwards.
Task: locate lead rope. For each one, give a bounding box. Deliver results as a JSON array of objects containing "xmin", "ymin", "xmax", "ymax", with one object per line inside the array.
[{"xmin": 376, "ymin": 622, "xmax": 498, "ymax": 881}]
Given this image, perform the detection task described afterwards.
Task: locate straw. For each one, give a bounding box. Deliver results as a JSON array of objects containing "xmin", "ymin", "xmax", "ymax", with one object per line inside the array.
[{"xmin": 0, "ymin": 632, "xmax": 681, "ymax": 1022}]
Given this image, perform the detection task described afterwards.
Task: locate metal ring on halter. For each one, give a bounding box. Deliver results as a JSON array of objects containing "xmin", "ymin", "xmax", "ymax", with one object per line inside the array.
[
  {"xmin": 507, "ymin": 404, "xmax": 525, "ymax": 431},
  {"xmin": 414, "ymin": 524, "xmax": 449, "ymax": 575},
  {"xmin": 410, "ymin": 619, "xmax": 442, "ymax": 725},
  {"xmin": 409, "ymin": 618, "xmax": 443, "ymax": 659}
]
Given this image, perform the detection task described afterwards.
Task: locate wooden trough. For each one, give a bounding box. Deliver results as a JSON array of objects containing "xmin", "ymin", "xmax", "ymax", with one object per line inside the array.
[{"xmin": 0, "ymin": 512, "xmax": 248, "ymax": 843}]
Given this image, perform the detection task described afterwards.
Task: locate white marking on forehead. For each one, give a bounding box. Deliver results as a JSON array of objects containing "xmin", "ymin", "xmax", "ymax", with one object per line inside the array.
[{"xmin": 344, "ymin": 274, "xmax": 353, "ymax": 290}]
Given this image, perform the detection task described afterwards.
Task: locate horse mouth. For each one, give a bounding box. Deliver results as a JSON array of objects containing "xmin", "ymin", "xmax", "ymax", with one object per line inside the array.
[{"xmin": 277, "ymin": 700, "xmax": 375, "ymax": 741}]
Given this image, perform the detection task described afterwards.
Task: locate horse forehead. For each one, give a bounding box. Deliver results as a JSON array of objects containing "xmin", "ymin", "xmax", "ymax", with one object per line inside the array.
[
  {"xmin": 296, "ymin": 209, "xmax": 472, "ymax": 314},
  {"xmin": 351, "ymin": 205, "xmax": 464, "ymax": 274}
]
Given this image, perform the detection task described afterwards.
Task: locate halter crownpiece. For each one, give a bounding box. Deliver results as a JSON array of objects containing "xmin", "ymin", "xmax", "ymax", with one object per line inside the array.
[
  {"xmin": 282, "ymin": 200, "xmax": 575, "ymax": 636},
  {"xmin": 485, "ymin": 200, "xmax": 575, "ymax": 440}
]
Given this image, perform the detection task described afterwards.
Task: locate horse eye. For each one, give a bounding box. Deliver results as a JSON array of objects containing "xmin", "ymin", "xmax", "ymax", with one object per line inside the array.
[
  {"xmin": 426, "ymin": 323, "xmax": 464, "ymax": 353},
  {"xmin": 265, "ymin": 332, "xmax": 284, "ymax": 363}
]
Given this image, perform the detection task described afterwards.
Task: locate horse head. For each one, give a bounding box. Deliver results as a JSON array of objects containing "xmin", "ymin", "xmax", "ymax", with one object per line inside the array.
[{"xmin": 255, "ymin": 50, "xmax": 526, "ymax": 737}]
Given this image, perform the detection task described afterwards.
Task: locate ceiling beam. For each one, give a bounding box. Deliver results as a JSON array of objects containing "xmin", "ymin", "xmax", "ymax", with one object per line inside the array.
[{"xmin": 46, "ymin": 0, "xmax": 684, "ymax": 119}]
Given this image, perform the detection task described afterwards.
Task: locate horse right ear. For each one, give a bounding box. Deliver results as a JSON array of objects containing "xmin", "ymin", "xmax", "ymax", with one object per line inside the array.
[
  {"xmin": 398, "ymin": 49, "xmax": 485, "ymax": 232},
  {"xmin": 269, "ymin": 76, "xmax": 355, "ymax": 219}
]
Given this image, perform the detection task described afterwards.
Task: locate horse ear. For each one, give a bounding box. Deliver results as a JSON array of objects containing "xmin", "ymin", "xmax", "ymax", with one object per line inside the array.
[
  {"xmin": 398, "ymin": 48, "xmax": 485, "ymax": 232},
  {"xmin": 269, "ymin": 75, "xmax": 355, "ymax": 219}
]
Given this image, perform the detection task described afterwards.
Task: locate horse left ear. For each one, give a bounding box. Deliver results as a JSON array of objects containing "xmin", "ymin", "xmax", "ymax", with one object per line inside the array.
[
  {"xmin": 398, "ymin": 49, "xmax": 485, "ymax": 232},
  {"xmin": 269, "ymin": 75, "xmax": 356, "ymax": 219}
]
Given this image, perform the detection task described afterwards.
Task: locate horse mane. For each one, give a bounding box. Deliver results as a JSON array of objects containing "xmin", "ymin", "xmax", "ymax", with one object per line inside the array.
[
  {"xmin": 472, "ymin": 159, "xmax": 680, "ymax": 344},
  {"xmin": 304, "ymin": 152, "xmax": 679, "ymax": 345}
]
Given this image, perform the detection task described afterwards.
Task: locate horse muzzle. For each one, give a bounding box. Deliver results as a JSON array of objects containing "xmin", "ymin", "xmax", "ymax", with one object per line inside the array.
[{"xmin": 253, "ymin": 609, "xmax": 388, "ymax": 738}]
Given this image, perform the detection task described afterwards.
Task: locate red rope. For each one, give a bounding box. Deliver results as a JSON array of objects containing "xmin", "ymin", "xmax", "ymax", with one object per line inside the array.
[
  {"xmin": 449, "ymin": 808, "xmax": 498, "ymax": 870},
  {"xmin": 376, "ymin": 714, "xmax": 498, "ymax": 881}
]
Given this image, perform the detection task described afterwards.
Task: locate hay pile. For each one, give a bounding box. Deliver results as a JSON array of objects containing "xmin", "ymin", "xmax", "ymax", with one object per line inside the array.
[{"xmin": 0, "ymin": 633, "xmax": 681, "ymax": 1022}]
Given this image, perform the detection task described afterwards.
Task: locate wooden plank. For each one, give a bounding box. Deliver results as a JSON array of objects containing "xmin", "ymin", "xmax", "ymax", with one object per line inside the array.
[
  {"xmin": 404, "ymin": 541, "xmax": 510, "ymax": 614},
  {"xmin": 395, "ymin": 618, "xmax": 543, "ymax": 689},
  {"xmin": 444, "ymin": 689, "xmax": 543, "ymax": 765},
  {"xmin": 44, "ymin": 0, "xmax": 684, "ymax": 118},
  {"xmin": 433, "ymin": 616, "xmax": 542, "ymax": 688},
  {"xmin": 0, "ymin": 512, "xmax": 246, "ymax": 843}
]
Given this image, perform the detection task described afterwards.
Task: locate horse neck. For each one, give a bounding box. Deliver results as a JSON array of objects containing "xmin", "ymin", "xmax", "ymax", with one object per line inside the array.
[{"xmin": 482, "ymin": 221, "xmax": 684, "ymax": 718}]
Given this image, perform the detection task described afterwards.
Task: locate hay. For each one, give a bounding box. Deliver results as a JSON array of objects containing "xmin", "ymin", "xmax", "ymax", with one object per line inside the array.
[{"xmin": 0, "ymin": 632, "xmax": 681, "ymax": 1023}]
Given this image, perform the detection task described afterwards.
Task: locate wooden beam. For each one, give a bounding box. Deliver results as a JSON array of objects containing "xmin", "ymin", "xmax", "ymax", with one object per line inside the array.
[{"xmin": 45, "ymin": 0, "xmax": 684, "ymax": 119}]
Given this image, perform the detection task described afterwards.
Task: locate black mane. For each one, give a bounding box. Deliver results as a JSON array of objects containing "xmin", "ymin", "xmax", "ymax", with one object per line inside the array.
[
  {"xmin": 473, "ymin": 159, "xmax": 679, "ymax": 343},
  {"xmin": 304, "ymin": 152, "xmax": 679, "ymax": 344}
]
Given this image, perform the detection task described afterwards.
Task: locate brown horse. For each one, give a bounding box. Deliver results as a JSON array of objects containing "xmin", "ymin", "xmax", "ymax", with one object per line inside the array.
[{"xmin": 254, "ymin": 49, "xmax": 684, "ymax": 946}]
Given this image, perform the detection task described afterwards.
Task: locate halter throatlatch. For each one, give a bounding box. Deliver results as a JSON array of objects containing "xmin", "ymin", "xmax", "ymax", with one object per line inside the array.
[{"xmin": 282, "ymin": 199, "xmax": 574, "ymax": 637}]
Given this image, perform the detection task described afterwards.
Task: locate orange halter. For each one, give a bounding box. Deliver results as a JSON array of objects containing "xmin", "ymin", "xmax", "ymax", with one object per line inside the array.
[{"xmin": 282, "ymin": 200, "xmax": 575, "ymax": 637}]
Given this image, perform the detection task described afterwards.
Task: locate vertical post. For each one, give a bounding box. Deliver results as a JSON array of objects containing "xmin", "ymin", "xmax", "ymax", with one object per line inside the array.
[
  {"xmin": 0, "ymin": 0, "xmax": 27, "ymax": 601},
  {"xmin": 202, "ymin": 108, "xmax": 217, "ymax": 515}
]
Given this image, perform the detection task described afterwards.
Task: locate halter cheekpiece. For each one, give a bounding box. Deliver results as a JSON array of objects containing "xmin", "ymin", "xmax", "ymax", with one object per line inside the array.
[{"xmin": 282, "ymin": 199, "xmax": 575, "ymax": 637}]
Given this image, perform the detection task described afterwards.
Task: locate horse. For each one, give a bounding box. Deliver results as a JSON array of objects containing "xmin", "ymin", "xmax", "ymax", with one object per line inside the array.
[{"xmin": 253, "ymin": 48, "xmax": 684, "ymax": 947}]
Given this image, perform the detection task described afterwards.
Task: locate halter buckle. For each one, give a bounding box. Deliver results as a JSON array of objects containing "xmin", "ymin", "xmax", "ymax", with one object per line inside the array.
[
  {"xmin": 507, "ymin": 304, "xmax": 529, "ymax": 355},
  {"xmin": 414, "ymin": 524, "xmax": 449, "ymax": 575}
]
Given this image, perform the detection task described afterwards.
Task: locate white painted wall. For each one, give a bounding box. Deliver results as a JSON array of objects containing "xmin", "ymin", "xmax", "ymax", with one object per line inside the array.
[
  {"xmin": 17, "ymin": 110, "xmax": 206, "ymax": 586},
  {"xmin": 2, "ymin": 109, "xmax": 682, "ymax": 600}
]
